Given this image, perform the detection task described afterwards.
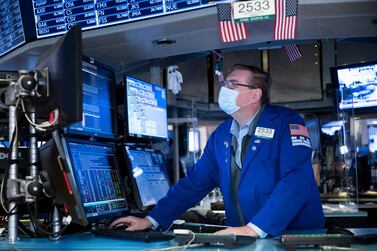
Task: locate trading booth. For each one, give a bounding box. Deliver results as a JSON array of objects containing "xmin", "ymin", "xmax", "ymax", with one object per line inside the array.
[{"xmin": 0, "ymin": 0, "xmax": 377, "ymax": 250}]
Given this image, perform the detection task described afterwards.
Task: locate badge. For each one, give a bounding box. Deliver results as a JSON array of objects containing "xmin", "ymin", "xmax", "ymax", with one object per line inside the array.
[{"xmin": 254, "ymin": 127, "xmax": 275, "ymax": 139}]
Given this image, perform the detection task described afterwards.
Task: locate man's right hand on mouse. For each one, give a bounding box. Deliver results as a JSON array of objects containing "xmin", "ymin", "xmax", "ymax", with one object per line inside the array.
[{"xmin": 109, "ymin": 216, "xmax": 152, "ymax": 231}]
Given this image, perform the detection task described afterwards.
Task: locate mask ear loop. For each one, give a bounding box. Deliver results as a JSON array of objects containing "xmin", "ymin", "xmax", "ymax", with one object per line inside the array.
[{"xmin": 238, "ymin": 89, "xmax": 261, "ymax": 107}]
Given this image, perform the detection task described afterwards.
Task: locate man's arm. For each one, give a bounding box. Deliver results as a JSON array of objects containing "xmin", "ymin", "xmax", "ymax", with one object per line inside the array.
[{"xmin": 148, "ymin": 133, "xmax": 219, "ymax": 229}]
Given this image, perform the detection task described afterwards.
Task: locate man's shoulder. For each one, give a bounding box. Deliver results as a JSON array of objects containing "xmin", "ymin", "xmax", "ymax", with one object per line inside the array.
[
  {"xmin": 216, "ymin": 117, "xmax": 233, "ymax": 131},
  {"xmin": 265, "ymin": 104, "xmax": 302, "ymax": 121}
]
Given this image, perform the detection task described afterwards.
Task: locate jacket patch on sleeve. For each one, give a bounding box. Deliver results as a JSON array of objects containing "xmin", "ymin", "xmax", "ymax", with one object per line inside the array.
[
  {"xmin": 291, "ymin": 136, "xmax": 312, "ymax": 148},
  {"xmin": 290, "ymin": 124, "xmax": 311, "ymax": 148},
  {"xmin": 289, "ymin": 124, "xmax": 309, "ymax": 137}
]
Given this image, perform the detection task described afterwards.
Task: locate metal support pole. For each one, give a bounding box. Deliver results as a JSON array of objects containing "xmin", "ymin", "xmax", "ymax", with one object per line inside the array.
[
  {"xmin": 172, "ymin": 108, "xmax": 180, "ymax": 184},
  {"xmin": 7, "ymin": 105, "xmax": 18, "ymax": 243},
  {"xmin": 28, "ymin": 104, "xmax": 38, "ymax": 178},
  {"xmin": 28, "ymin": 104, "xmax": 38, "ymax": 233}
]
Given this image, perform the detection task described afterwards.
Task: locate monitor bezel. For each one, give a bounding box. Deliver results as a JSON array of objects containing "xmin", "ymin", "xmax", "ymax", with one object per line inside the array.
[
  {"xmin": 65, "ymin": 56, "xmax": 118, "ymax": 139},
  {"xmin": 122, "ymin": 144, "xmax": 170, "ymax": 211},
  {"xmin": 62, "ymin": 138, "xmax": 127, "ymax": 224},
  {"xmin": 331, "ymin": 60, "xmax": 377, "ymax": 113},
  {"xmin": 123, "ymin": 75, "xmax": 169, "ymax": 143},
  {"xmin": 40, "ymin": 137, "xmax": 128, "ymax": 226}
]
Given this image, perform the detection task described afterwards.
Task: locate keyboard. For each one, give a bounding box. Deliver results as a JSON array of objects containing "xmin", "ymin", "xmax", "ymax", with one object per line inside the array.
[
  {"xmin": 175, "ymin": 232, "xmax": 256, "ymax": 248},
  {"xmin": 171, "ymin": 223, "xmax": 227, "ymax": 233},
  {"xmin": 91, "ymin": 228, "xmax": 175, "ymax": 242},
  {"xmin": 279, "ymin": 234, "xmax": 354, "ymax": 251}
]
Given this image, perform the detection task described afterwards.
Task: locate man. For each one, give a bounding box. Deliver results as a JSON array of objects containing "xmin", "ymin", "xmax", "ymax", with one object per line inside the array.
[{"xmin": 111, "ymin": 64, "xmax": 324, "ymax": 237}]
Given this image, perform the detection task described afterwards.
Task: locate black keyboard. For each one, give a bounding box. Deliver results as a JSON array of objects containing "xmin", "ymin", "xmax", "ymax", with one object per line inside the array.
[
  {"xmin": 279, "ymin": 234, "xmax": 354, "ymax": 251},
  {"xmin": 175, "ymin": 233, "xmax": 256, "ymax": 248},
  {"xmin": 171, "ymin": 223, "xmax": 227, "ymax": 233},
  {"xmin": 91, "ymin": 228, "xmax": 175, "ymax": 242}
]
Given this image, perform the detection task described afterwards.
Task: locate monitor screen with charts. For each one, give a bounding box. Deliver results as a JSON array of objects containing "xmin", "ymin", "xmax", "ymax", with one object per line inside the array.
[
  {"xmin": 123, "ymin": 145, "xmax": 170, "ymax": 210},
  {"xmin": 124, "ymin": 76, "xmax": 168, "ymax": 141}
]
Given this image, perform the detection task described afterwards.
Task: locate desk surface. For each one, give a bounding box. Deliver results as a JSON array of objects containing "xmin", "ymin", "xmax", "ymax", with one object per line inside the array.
[{"xmin": 1, "ymin": 232, "xmax": 377, "ymax": 251}]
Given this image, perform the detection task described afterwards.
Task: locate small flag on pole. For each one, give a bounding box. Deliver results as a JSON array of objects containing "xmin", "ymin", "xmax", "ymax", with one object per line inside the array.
[
  {"xmin": 284, "ymin": 44, "xmax": 302, "ymax": 63},
  {"xmin": 217, "ymin": 3, "xmax": 248, "ymax": 43},
  {"xmin": 274, "ymin": 0, "xmax": 298, "ymax": 40}
]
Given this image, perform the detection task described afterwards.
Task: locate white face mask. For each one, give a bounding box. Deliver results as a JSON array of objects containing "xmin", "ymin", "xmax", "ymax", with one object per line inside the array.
[{"xmin": 218, "ymin": 87, "xmax": 240, "ymax": 115}]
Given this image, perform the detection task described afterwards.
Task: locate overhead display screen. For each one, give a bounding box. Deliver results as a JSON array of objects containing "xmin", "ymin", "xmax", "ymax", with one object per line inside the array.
[
  {"xmin": 32, "ymin": 0, "xmax": 211, "ymax": 38},
  {"xmin": 0, "ymin": 0, "xmax": 26, "ymax": 57}
]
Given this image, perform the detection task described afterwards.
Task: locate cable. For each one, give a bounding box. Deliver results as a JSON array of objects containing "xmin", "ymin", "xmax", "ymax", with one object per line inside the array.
[
  {"xmin": 142, "ymin": 230, "xmax": 199, "ymax": 251},
  {"xmin": 27, "ymin": 204, "xmax": 68, "ymax": 237},
  {"xmin": 20, "ymin": 99, "xmax": 59, "ymax": 131},
  {"xmin": 181, "ymin": 230, "xmax": 196, "ymax": 250},
  {"xmin": 5, "ymin": 239, "xmax": 21, "ymax": 251}
]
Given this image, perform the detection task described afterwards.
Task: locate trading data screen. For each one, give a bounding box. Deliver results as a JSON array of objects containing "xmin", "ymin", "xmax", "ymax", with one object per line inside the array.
[
  {"xmin": 68, "ymin": 141, "xmax": 127, "ymax": 220},
  {"xmin": 32, "ymin": 0, "xmax": 212, "ymax": 38},
  {"xmin": 0, "ymin": 0, "xmax": 26, "ymax": 56},
  {"xmin": 125, "ymin": 146, "xmax": 170, "ymax": 208},
  {"xmin": 126, "ymin": 76, "xmax": 168, "ymax": 140},
  {"xmin": 68, "ymin": 61, "xmax": 117, "ymax": 139}
]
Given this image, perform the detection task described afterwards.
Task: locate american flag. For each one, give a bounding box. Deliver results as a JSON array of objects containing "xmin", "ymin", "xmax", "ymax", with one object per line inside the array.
[
  {"xmin": 274, "ymin": 0, "xmax": 298, "ymax": 40},
  {"xmin": 290, "ymin": 124, "xmax": 309, "ymax": 137},
  {"xmin": 284, "ymin": 44, "xmax": 302, "ymax": 63},
  {"xmin": 217, "ymin": 3, "xmax": 247, "ymax": 43}
]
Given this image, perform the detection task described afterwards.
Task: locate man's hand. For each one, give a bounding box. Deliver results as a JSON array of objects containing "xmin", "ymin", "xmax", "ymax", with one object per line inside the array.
[
  {"xmin": 215, "ymin": 226, "xmax": 259, "ymax": 237},
  {"xmin": 109, "ymin": 216, "xmax": 152, "ymax": 231}
]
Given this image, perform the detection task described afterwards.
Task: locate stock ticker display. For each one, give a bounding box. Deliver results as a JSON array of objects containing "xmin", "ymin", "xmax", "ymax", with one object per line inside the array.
[
  {"xmin": 68, "ymin": 141, "xmax": 127, "ymax": 218},
  {"xmin": 0, "ymin": 0, "xmax": 26, "ymax": 56},
  {"xmin": 32, "ymin": 0, "xmax": 212, "ymax": 38}
]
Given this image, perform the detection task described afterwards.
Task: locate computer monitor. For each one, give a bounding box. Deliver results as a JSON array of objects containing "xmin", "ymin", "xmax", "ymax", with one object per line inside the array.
[
  {"xmin": 331, "ymin": 61, "xmax": 377, "ymax": 111},
  {"xmin": 35, "ymin": 25, "xmax": 82, "ymax": 127},
  {"xmin": 39, "ymin": 137, "xmax": 128, "ymax": 226},
  {"xmin": 123, "ymin": 145, "xmax": 170, "ymax": 211},
  {"xmin": 124, "ymin": 76, "xmax": 168, "ymax": 141},
  {"xmin": 66, "ymin": 57, "xmax": 118, "ymax": 139}
]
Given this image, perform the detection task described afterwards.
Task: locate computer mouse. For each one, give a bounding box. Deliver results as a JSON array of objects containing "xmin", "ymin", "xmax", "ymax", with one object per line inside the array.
[{"xmin": 326, "ymin": 227, "xmax": 354, "ymax": 236}]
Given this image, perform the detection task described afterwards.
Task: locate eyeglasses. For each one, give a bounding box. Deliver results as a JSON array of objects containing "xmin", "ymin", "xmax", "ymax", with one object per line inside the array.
[{"xmin": 220, "ymin": 80, "xmax": 253, "ymax": 89}]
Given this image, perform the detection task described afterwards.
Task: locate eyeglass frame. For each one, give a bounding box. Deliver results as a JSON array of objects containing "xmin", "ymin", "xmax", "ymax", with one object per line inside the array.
[{"xmin": 220, "ymin": 80, "xmax": 256, "ymax": 89}]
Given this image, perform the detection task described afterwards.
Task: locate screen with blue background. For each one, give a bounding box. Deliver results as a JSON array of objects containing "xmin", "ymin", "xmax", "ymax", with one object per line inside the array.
[
  {"xmin": 31, "ymin": 0, "xmax": 212, "ymax": 38},
  {"xmin": 0, "ymin": 0, "xmax": 26, "ymax": 57},
  {"xmin": 333, "ymin": 62, "xmax": 377, "ymax": 110},
  {"xmin": 67, "ymin": 60, "xmax": 117, "ymax": 139},
  {"xmin": 125, "ymin": 146, "xmax": 170, "ymax": 208},
  {"xmin": 125, "ymin": 76, "xmax": 168, "ymax": 140},
  {"xmin": 67, "ymin": 140, "xmax": 127, "ymax": 221}
]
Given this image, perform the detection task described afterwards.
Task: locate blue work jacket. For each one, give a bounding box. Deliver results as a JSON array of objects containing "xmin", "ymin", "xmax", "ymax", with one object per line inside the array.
[{"xmin": 149, "ymin": 104, "xmax": 324, "ymax": 236}]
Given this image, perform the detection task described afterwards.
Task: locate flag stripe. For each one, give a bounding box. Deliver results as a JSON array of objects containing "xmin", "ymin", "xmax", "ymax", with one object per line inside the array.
[
  {"xmin": 217, "ymin": 3, "xmax": 247, "ymax": 43},
  {"xmin": 274, "ymin": 0, "xmax": 298, "ymax": 40},
  {"xmin": 219, "ymin": 21, "xmax": 247, "ymax": 43},
  {"xmin": 284, "ymin": 44, "xmax": 302, "ymax": 63}
]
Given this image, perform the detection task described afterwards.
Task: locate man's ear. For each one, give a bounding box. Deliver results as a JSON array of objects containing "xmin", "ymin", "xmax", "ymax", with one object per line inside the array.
[{"xmin": 250, "ymin": 89, "xmax": 262, "ymax": 103}]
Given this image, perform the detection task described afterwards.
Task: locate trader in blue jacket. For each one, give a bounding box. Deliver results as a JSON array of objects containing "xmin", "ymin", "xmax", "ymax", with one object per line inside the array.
[{"xmin": 111, "ymin": 64, "xmax": 324, "ymax": 237}]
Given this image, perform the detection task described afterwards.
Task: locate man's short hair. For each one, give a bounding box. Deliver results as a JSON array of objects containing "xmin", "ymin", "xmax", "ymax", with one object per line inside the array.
[{"xmin": 230, "ymin": 64, "xmax": 271, "ymax": 104}]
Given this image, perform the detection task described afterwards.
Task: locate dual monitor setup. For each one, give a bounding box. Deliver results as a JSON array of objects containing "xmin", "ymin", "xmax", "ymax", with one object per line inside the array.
[{"xmin": 39, "ymin": 138, "xmax": 170, "ymax": 227}]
